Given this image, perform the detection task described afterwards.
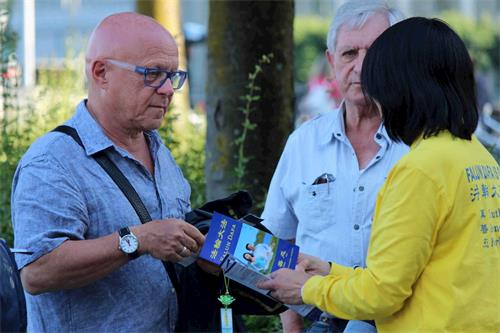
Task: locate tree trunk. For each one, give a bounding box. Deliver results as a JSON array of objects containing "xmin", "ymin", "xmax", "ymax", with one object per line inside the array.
[
  {"xmin": 136, "ymin": 0, "xmax": 190, "ymax": 113},
  {"xmin": 205, "ymin": 0, "xmax": 294, "ymax": 210}
]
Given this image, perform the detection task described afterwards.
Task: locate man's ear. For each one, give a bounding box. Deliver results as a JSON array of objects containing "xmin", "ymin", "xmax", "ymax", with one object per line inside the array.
[
  {"xmin": 90, "ymin": 59, "xmax": 108, "ymax": 88},
  {"xmin": 325, "ymin": 50, "xmax": 335, "ymax": 79}
]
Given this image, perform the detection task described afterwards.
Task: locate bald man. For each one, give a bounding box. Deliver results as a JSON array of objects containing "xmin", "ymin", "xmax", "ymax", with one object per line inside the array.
[{"xmin": 11, "ymin": 12, "xmax": 204, "ymax": 332}]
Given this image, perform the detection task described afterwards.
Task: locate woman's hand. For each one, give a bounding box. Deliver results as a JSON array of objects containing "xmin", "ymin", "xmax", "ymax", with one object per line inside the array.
[{"xmin": 297, "ymin": 253, "xmax": 331, "ymax": 276}]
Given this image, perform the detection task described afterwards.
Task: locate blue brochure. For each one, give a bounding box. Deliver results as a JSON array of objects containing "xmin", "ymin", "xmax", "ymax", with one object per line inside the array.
[{"xmin": 199, "ymin": 212, "xmax": 299, "ymax": 275}]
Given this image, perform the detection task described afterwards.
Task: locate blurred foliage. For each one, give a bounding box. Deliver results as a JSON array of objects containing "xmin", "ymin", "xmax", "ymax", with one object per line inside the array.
[
  {"xmin": 294, "ymin": 16, "xmax": 329, "ymax": 84},
  {"xmin": 0, "ymin": 5, "xmax": 43, "ymax": 245},
  {"xmin": 0, "ymin": 67, "xmax": 24, "ymax": 246},
  {"xmin": 158, "ymin": 106, "xmax": 206, "ymax": 209},
  {"xmin": 0, "ymin": 51, "xmax": 86, "ymax": 246},
  {"xmin": 440, "ymin": 10, "xmax": 499, "ymax": 71},
  {"xmin": 0, "ymin": 5, "xmax": 16, "ymax": 61},
  {"xmin": 242, "ymin": 314, "xmax": 282, "ymax": 332}
]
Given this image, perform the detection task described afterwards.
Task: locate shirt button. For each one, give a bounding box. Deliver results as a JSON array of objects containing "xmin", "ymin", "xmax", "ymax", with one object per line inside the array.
[
  {"xmin": 375, "ymin": 156, "xmax": 381, "ymax": 159},
  {"xmin": 171, "ymin": 288, "xmax": 176, "ymax": 294},
  {"xmin": 336, "ymin": 133, "xmax": 341, "ymax": 137},
  {"xmin": 312, "ymin": 191, "xmax": 316, "ymax": 196},
  {"xmin": 376, "ymin": 133, "xmax": 382, "ymax": 139},
  {"xmin": 354, "ymin": 224, "xmax": 360, "ymax": 230},
  {"xmin": 358, "ymin": 186, "xmax": 364, "ymax": 191}
]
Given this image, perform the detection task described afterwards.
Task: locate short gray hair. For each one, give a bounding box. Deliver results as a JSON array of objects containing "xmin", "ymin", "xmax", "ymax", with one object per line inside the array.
[{"xmin": 326, "ymin": 0, "xmax": 405, "ymax": 53}]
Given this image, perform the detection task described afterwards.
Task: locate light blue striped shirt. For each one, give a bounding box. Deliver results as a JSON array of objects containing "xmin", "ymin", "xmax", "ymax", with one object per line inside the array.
[{"xmin": 12, "ymin": 100, "xmax": 190, "ymax": 332}]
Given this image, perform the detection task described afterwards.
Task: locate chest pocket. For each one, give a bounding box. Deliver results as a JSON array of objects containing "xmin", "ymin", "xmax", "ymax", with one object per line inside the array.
[{"xmin": 300, "ymin": 182, "xmax": 337, "ymax": 233}]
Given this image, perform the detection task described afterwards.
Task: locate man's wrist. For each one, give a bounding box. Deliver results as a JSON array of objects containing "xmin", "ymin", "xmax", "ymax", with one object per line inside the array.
[
  {"xmin": 130, "ymin": 225, "xmax": 147, "ymax": 255},
  {"xmin": 118, "ymin": 227, "xmax": 140, "ymax": 259}
]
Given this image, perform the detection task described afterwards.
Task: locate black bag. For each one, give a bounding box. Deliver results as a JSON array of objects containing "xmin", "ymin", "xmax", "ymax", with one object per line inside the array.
[
  {"xmin": 177, "ymin": 191, "xmax": 286, "ymax": 332},
  {"xmin": 0, "ymin": 239, "xmax": 27, "ymax": 333}
]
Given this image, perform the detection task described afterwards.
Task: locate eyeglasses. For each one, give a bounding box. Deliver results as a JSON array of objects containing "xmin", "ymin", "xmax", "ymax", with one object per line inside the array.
[{"xmin": 106, "ymin": 59, "xmax": 187, "ymax": 90}]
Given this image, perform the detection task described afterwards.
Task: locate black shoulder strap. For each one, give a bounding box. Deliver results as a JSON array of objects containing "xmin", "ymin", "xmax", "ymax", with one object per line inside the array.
[
  {"xmin": 53, "ymin": 125, "xmax": 152, "ymax": 223},
  {"xmin": 52, "ymin": 125, "xmax": 181, "ymax": 292}
]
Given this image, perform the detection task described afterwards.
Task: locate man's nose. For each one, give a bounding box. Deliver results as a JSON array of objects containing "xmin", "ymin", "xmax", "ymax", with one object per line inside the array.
[
  {"xmin": 354, "ymin": 49, "xmax": 367, "ymax": 73},
  {"xmin": 156, "ymin": 78, "xmax": 174, "ymax": 96}
]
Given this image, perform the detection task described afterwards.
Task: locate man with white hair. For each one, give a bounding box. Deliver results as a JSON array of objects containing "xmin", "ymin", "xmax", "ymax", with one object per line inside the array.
[
  {"xmin": 12, "ymin": 12, "xmax": 204, "ymax": 332},
  {"xmin": 261, "ymin": 1, "xmax": 407, "ymax": 332}
]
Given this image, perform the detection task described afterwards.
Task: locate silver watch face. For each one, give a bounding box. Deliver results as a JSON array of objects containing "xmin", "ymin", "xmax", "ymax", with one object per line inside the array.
[{"xmin": 119, "ymin": 234, "xmax": 139, "ymax": 254}]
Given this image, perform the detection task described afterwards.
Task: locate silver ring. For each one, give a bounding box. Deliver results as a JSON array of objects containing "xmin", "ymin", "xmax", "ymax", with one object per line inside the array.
[{"xmin": 180, "ymin": 246, "xmax": 188, "ymax": 256}]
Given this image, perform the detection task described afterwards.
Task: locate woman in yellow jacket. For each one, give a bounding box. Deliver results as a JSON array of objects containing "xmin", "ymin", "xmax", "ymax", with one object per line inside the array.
[{"xmin": 258, "ymin": 17, "xmax": 500, "ymax": 332}]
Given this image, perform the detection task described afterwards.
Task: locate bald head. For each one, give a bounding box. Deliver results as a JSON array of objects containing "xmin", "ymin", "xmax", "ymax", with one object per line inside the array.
[
  {"xmin": 85, "ymin": 12, "xmax": 180, "ymax": 129},
  {"xmin": 86, "ymin": 12, "xmax": 177, "ymax": 76}
]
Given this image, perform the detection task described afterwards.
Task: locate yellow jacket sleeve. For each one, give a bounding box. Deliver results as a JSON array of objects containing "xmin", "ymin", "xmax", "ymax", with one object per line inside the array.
[{"xmin": 303, "ymin": 165, "xmax": 448, "ymax": 320}]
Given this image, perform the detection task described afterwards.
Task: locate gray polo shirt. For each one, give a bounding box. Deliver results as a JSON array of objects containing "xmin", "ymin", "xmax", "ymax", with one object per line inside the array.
[{"xmin": 12, "ymin": 100, "xmax": 191, "ymax": 332}]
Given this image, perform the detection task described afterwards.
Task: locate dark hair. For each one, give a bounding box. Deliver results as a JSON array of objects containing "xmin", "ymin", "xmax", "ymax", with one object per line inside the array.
[{"xmin": 361, "ymin": 17, "xmax": 478, "ymax": 146}]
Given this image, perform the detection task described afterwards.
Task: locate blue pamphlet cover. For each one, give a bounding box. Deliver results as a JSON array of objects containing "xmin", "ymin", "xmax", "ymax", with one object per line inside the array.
[{"xmin": 199, "ymin": 212, "xmax": 299, "ymax": 275}]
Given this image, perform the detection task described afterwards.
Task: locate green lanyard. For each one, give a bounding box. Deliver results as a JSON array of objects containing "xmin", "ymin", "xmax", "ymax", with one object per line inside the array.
[
  {"xmin": 219, "ymin": 275, "xmax": 235, "ymax": 333},
  {"xmin": 218, "ymin": 275, "xmax": 235, "ymax": 307}
]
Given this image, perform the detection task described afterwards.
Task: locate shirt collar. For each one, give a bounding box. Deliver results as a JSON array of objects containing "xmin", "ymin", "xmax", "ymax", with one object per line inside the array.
[
  {"xmin": 318, "ymin": 102, "xmax": 394, "ymax": 147},
  {"xmin": 318, "ymin": 103, "xmax": 346, "ymax": 146},
  {"xmin": 375, "ymin": 122, "xmax": 392, "ymax": 145},
  {"xmin": 68, "ymin": 100, "xmax": 163, "ymax": 157}
]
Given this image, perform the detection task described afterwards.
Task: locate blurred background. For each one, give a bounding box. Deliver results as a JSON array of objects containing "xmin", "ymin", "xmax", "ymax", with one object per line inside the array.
[
  {"xmin": 4, "ymin": 1, "xmax": 500, "ymax": 113},
  {"xmin": 5, "ymin": 1, "xmax": 500, "ymax": 118},
  {"xmin": 0, "ymin": 1, "xmax": 498, "ymax": 329}
]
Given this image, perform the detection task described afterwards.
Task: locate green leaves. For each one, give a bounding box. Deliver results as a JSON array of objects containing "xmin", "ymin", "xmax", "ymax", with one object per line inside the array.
[
  {"xmin": 233, "ymin": 53, "xmax": 273, "ymax": 190},
  {"xmin": 440, "ymin": 10, "xmax": 497, "ymax": 71}
]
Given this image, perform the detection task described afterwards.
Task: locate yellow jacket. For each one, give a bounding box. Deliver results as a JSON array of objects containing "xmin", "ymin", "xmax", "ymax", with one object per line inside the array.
[{"xmin": 303, "ymin": 132, "xmax": 500, "ymax": 332}]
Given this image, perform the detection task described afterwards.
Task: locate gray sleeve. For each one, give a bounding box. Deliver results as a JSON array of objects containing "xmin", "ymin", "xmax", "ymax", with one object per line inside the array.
[{"xmin": 12, "ymin": 155, "xmax": 88, "ymax": 269}]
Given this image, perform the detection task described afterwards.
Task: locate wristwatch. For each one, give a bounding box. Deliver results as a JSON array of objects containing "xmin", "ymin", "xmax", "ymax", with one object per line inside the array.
[{"xmin": 118, "ymin": 227, "xmax": 140, "ymax": 259}]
